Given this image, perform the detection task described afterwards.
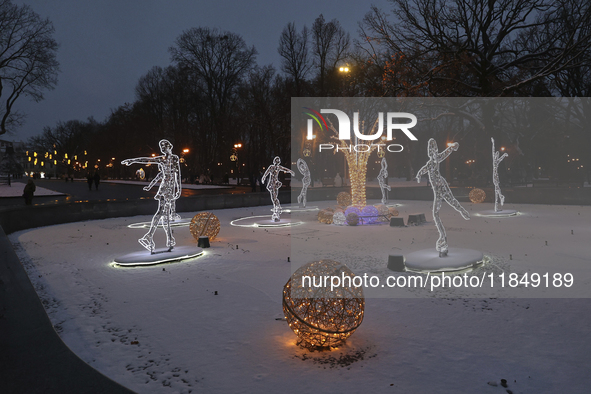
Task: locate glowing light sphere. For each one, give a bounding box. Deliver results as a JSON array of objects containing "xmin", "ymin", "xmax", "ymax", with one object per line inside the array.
[
  {"xmin": 190, "ymin": 212, "xmax": 221, "ymax": 241},
  {"xmin": 332, "ymin": 210, "xmax": 346, "ymax": 226},
  {"xmin": 336, "ymin": 192, "xmax": 352, "ymax": 207},
  {"xmin": 317, "ymin": 208, "xmax": 334, "ymax": 224},
  {"xmin": 388, "ymin": 207, "xmax": 399, "ymax": 217},
  {"xmin": 469, "ymin": 188, "xmax": 486, "ymax": 204},
  {"xmin": 282, "ymin": 260, "xmax": 365, "ymax": 350},
  {"xmin": 303, "ymin": 148, "xmax": 311, "ymax": 157},
  {"xmin": 346, "ymin": 212, "xmax": 359, "ymax": 226},
  {"xmin": 361, "ymin": 205, "xmax": 380, "ymax": 224},
  {"xmin": 374, "ymin": 204, "xmax": 390, "ymax": 222}
]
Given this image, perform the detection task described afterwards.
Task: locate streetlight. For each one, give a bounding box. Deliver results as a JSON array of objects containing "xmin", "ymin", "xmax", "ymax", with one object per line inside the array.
[{"xmin": 232, "ymin": 143, "xmax": 243, "ymax": 184}]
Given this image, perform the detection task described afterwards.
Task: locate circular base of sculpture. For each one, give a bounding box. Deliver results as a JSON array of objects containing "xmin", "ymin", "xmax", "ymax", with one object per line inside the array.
[
  {"xmin": 280, "ymin": 205, "xmax": 319, "ymax": 212},
  {"xmin": 477, "ymin": 209, "xmax": 518, "ymax": 217},
  {"xmin": 113, "ymin": 245, "xmax": 204, "ymax": 266},
  {"xmin": 230, "ymin": 215, "xmax": 303, "ymax": 228},
  {"xmin": 405, "ymin": 248, "xmax": 484, "ymax": 273},
  {"xmin": 127, "ymin": 218, "xmax": 192, "ymax": 229}
]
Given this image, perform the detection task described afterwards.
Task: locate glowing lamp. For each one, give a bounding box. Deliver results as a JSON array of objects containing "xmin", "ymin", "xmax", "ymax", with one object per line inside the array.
[
  {"xmin": 282, "ymin": 260, "xmax": 364, "ymax": 350},
  {"xmin": 190, "ymin": 212, "xmax": 221, "ymax": 241},
  {"xmin": 469, "ymin": 188, "xmax": 486, "ymax": 203},
  {"xmin": 336, "ymin": 192, "xmax": 352, "ymax": 207}
]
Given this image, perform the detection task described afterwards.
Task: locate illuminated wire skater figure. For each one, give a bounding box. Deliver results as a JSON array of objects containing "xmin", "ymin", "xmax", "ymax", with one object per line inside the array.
[
  {"xmin": 262, "ymin": 156, "xmax": 295, "ymax": 221},
  {"xmin": 416, "ymin": 139, "xmax": 470, "ymax": 257},
  {"xmin": 122, "ymin": 139, "xmax": 181, "ymax": 253},
  {"xmin": 377, "ymin": 158, "xmax": 391, "ymax": 205},
  {"xmin": 491, "ymin": 137, "xmax": 508, "ymax": 212},
  {"xmin": 296, "ymin": 158, "xmax": 310, "ymax": 208}
]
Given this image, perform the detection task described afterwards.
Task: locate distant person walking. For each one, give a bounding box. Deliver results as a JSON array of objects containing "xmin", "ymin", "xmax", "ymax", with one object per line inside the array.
[
  {"xmin": 23, "ymin": 179, "xmax": 36, "ymax": 205},
  {"xmin": 86, "ymin": 171, "xmax": 93, "ymax": 191},
  {"xmin": 93, "ymin": 170, "xmax": 101, "ymax": 190}
]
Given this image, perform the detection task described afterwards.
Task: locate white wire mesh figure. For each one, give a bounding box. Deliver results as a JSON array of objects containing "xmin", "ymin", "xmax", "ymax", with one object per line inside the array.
[
  {"xmin": 122, "ymin": 139, "xmax": 181, "ymax": 253},
  {"xmin": 377, "ymin": 158, "xmax": 391, "ymax": 205},
  {"xmin": 416, "ymin": 139, "xmax": 470, "ymax": 257},
  {"xmin": 262, "ymin": 156, "xmax": 295, "ymax": 222},
  {"xmin": 296, "ymin": 158, "xmax": 310, "ymax": 208},
  {"xmin": 491, "ymin": 137, "xmax": 508, "ymax": 212}
]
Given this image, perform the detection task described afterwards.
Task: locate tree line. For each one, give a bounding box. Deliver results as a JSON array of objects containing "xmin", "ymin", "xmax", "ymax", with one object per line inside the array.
[{"xmin": 3, "ymin": 0, "xmax": 590, "ymax": 183}]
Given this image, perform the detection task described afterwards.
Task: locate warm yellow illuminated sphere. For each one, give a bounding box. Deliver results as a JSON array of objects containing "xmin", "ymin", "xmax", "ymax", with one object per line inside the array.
[
  {"xmin": 388, "ymin": 207, "xmax": 399, "ymax": 217},
  {"xmin": 336, "ymin": 191, "xmax": 352, "ymax": 207},
  {"xmin": 374, "ymin": 204, "xmax": 390, "ymax": 222},
  {"xmin": 469, "ymin": 188, "xmax": 486, "ymax": 203},
  {"xmin": 190, "ymin": 212, "xmax": 221, "ymax": 240},
  {"xmin": 282, "ymin": 260, "xmax": 365, "ymax": 350},
  {"xmin": 303, "ymin": 148, "xmax": 311, "ymax": 157},
  {"xmin": 317, "ymin": 208, "xmax": 334, "ymax": 224}
]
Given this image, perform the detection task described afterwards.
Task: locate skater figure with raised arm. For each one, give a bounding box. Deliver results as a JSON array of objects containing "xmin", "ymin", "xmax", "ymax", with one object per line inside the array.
[
  {"xmin": 377, "ymin": 158, "xmax": 391, "ymax": 205},
  {"xmin": 262, "ymin": 156, "xmax": 295, "ymax": 221},
  {"xmin": 491, "ymin": 137, "xmax": 508, "ymax": 212},
  {"xmin": 416, "ymin": 139, "xmax": 470, "ymax": 257},
  {"xmin": 122, "ymin": 139, "xmax": 181, "ymax": 253},
  {"xmin": 296, "ymin": 158, "xmax": 310, "ymax": 208}
]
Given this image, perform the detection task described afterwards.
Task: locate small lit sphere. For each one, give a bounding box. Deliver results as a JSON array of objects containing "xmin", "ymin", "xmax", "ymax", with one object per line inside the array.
[
  {"xmin": 377, "ymin": 149, "xmax": 385, "ymax": 158},
  {"xmin": 469, "ymin": 188, "xmax": 486, "ymax": 203},
  {"xmin": 303, "ymin": 148, "xmax": 311, "ymax": 157},
  {"xmin": 190, "ymin": 212, "xmax": 221, "ymax": 241},
  {"xmin": 317, "ymin": 209, "xmax": 334, "ymax": 224},
  {"xmin": 388, "ymin": 207, "xmax": 399, "ymax": 217},
  {"xmin": 374, "ymin": 204, "xmax": 390, "ymax": 222},
  {"xmin": 282, "ymin": 259, "xmax": 365, "ymax": 350},
  {"xmin": 336, "ymin": 192, "xmax": 352, "ymax": 207},
  {"xmin": 332, "ymin": 210, "xmax": 346, "ymax": 225},
  {"xmin": 346, "ymin": 212, "xmax": 359, "ymax": 226}
]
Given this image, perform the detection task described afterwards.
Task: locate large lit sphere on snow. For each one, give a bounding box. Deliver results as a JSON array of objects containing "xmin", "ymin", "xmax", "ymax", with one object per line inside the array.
[
  {"xmin": 388, "ymin": 207, "xmax": 399, "ymax": 217},
  {"xmin": 332, "ymin": 210, "xmax": 346, "ymax": 226},
  {"xmin": 469, "ymin": 188, "xmax": 486, "ymax": 203},
  {"xmin": 190, "ymin": 212, "xmax": 220, "ymax": 240},
  {"xmin": 317, "ymin": 208, "xmax": 334, "ymax": 224},
  {"xmin": 282, "ymin": 259, "xmax": 365, "ymax": 349},
  {"xmin": 336, "ymin": 192, "xmax": 352, "ymax": 207}
]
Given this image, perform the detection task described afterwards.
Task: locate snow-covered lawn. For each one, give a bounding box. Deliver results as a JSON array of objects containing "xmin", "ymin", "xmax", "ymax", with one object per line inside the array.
[{"xmin": 10, "ymin": 201, "xmax": 591, "ymax": 393}]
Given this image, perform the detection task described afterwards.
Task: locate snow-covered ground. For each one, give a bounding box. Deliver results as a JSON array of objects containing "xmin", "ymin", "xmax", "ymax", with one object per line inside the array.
[{"xmin": 9, "ymin": 200, "xmax": 591, "ymax": 393}]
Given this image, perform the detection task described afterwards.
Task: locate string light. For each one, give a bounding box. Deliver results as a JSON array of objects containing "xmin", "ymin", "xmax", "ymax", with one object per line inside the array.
[
  {"xmin": 491, "ymin": 138, "xmax": 508, "ymax": 212},
  {"xmin": 469, "ymin": 188, "xmax": 486, "ymax": 203},
  {"xmin": 416, "ymin": 138, "xmax": 470, "ymax": 257},
  {"xmin": 297, "ymin": 158, "xmax": 311, "ymax": 208},
  {"xmin": 377, "ymin": 158, "xmax": 391, "ymax": 205},
  {"xmin": 262, "ymin": 156, "xmax": 295, "ymax": 222},
  {"xmin": 282, "ymin": 260, "xmax": 364, "ymax": 350},
  {"xmin": 121, "ymin": 139, "xmax": 181, "ymax": 253},
  {"xmin": 190, "ymin": 212, "xmax": 221, "ymax": 241},
  {"xmin": 327, "ymin": 117, "xmax": 380, "ymax": 207}
]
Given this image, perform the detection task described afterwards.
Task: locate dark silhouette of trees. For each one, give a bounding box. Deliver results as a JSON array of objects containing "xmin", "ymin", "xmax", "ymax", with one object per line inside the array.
[
  {"xmin": 359, "ymin": 0, "xmax": 591, "ymax": 97},
  {"xmin": 0, "ymin": 0, "xmax": 59, "ymax": 136},
  {"xmin": 311, "ymin": 15, "xmax": 350, "ymax": 95},
  {"xmin": 278, "ymin": 22, "xmax": 312, "ymax": 96}
]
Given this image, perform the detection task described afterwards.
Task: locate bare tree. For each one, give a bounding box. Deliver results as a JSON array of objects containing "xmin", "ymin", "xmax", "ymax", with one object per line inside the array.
[
  {"xmin": 360, "ymin": 0, "xmax": 591, "ymax": 97},
  {"xmin": 311, "ymin": 15, "xmax": 350, "ymax": 95},
  {"xmin": 278, "ymin": 22, "xmax": 311, "ymax": 96},
  {"xmin": 169, "ymin": 27, "xmax": 256, "ymax": 163},
  {"xmin": 0, "ymin": 0, "xmax": 59, "ymax": 135}
]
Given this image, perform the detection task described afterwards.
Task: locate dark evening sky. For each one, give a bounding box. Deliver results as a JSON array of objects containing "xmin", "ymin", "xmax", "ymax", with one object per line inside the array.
[{"xmin": 10, "ymin": 0, "xmax": 390, "ymax": 141}]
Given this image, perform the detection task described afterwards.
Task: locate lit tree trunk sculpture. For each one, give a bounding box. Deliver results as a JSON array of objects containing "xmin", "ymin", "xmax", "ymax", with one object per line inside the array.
[{"xmin": 327, "ymin": 117, "xmax": 379, "ymax": 207}]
